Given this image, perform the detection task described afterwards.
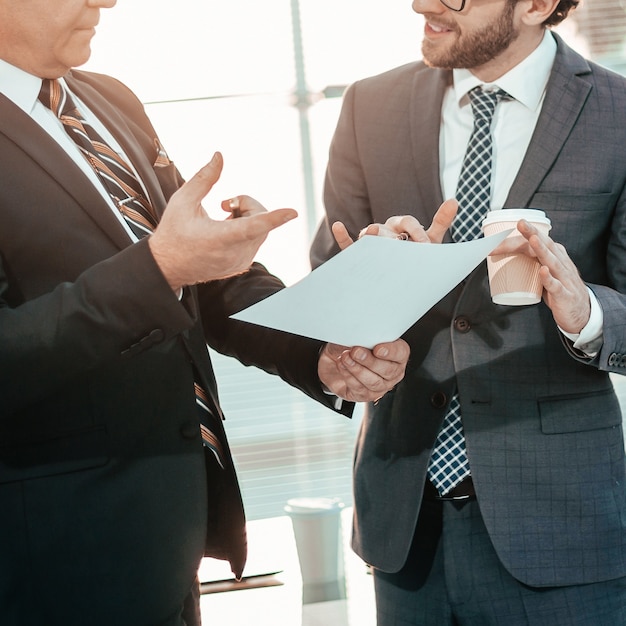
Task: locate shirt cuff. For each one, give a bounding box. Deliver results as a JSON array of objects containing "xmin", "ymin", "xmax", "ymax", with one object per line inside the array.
[
  {"xmin": 558, "ymin": 286, "xmax": 604, "ymax": 357},
  {"xmin": 322, "ymin": 385, "xmax": 344, "ymax": 410}
]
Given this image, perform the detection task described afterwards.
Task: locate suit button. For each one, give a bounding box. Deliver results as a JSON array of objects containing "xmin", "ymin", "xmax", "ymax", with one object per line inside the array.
[
  {"xmin": 454, "ymin": 316, "xmax": 471, "ymax": 333},
  {"xmin": 430, "ymin": 392, "xmax": 447, "ymax": 409},
  {"xmin": 609, "ymin": 353, "xmax": 618, "ymax": 366},
  {"xmin": 180, "ymin": 421, "xmax": 199, "ymax": 439},
  {"xmin": 148, "ymin": 329, "xmax": 165, "ymax": 343}
]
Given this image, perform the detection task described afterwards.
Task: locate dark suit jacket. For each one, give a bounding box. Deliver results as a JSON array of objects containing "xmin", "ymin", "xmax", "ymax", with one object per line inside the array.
[
  {"xmin": 0, "ymin": 70, "xmax": 351, "ymax": 625},
  {"xmin": 311, "ymin": 33, "xmax": 626, "ymax": 587}
]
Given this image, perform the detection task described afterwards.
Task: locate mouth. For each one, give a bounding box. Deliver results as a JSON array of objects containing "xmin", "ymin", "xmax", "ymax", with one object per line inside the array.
[
  {"xmin": 74, "ymin": 25, "xmax": 97, "ymax": 38},
  {"xmin": 76, "ymin": 15, "xmax": 99, "ymax": 32},
  {"xmin": 425, "ymin": 19, "xmax": 455, "ymax": 36}
]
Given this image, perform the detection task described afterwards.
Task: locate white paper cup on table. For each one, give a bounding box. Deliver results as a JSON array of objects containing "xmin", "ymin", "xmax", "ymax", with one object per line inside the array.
[
  {"xmin": 482, "ymin": 208, "xmax": 552, "ymax": 306},
  {"xmin": 284, "ymin": 497, "xmax": 346, "ymax": 604}
]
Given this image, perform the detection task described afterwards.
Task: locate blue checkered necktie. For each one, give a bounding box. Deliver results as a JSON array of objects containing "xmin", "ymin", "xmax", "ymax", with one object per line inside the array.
[
  {"xmin": 428, "ymin": 86, "xmax": 507, "ymax": 496},
  {"xmin": 450, "ymin": 86, "xmax": 508, "ymax": 243}
]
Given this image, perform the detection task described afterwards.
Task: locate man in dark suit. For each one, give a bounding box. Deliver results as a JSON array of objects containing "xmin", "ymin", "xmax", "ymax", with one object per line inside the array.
[
  {"xmin": 310, "ymin": 0, "xmax": 626, "ymax": 623},
  {"xmin": 0, "ymin": 1, "xmax": 410, "ymax": 625}
]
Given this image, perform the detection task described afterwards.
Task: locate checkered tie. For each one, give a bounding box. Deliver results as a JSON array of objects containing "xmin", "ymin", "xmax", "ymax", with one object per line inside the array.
[
  {"xmin": 450, "ymin": 86, "xmax": 508, "ymax": 243},
  {"xmin": 428, "ymin": 86, "xmax": 507, "ymax": 496},
  {"xmin": 38, "ymin": 78, "xmax": 226, "ymax": 469}
]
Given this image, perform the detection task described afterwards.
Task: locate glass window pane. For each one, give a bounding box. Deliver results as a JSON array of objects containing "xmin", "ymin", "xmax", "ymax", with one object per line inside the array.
[{"xmin": 85, "ymin": 1, "xmax": 626, "ymax": 520}]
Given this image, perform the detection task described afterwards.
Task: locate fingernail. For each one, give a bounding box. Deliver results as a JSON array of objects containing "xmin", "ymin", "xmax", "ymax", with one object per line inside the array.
[
  {"xmin": 353, "ymin": 348, "xmax": 367, "ymax": 362},
  {"xmin": 342, "ymin": 354, "xmax": 356, "ymax": 367},
  {"xmin": 377, "ymin": 347, "xmax": 389, "ymax": 358}
]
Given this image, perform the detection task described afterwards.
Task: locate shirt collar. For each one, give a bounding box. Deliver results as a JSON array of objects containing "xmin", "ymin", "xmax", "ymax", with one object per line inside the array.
[
  {"xmin": 0, "ymin": 59, "xmax": 48, "ymax": 115},
  {"xmin": 452, "ymin": 30, "xmax": 557, "ymax": 112},
  {"xmin": 0, "ymin": 60, "xmax": 74, "ymax": 116}
]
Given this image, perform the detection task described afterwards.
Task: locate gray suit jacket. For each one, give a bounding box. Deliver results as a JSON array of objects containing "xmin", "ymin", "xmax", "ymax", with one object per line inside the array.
[{"xmin": 310, "ymin": 33, "xmax": 626, "ymax": 587}]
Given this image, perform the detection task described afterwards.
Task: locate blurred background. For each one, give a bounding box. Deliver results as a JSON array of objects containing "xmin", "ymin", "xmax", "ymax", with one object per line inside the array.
[{"xmin": 85, "ymin": 0, "xmax": 626, "ymax": 521}]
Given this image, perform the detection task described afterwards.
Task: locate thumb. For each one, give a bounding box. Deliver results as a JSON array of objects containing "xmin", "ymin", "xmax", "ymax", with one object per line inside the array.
[
  {"xmin": 173, "ymin": 152, "xmax": 224, "ymax": 211},
  {"xmin": 427, "ymin": 198, "xmax": 458, "ymax": 242},
  {"xmin": 331, "ymin": 221, "xmax": 354, "ymax": 250},
  {"xmin": 323, "ymin": 342, "xmax": 348, "ymax": 360}
]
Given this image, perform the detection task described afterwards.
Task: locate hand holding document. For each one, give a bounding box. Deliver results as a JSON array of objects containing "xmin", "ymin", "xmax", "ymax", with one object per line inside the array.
[{"xmin": 232, "ymin": 230, "xmax": 512, "ymax": 348}]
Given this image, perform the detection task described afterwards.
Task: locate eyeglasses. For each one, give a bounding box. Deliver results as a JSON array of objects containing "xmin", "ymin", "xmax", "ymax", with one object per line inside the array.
[{"xmin": 440, "ymin": 0, "xmax": 466, "ymax": 10}]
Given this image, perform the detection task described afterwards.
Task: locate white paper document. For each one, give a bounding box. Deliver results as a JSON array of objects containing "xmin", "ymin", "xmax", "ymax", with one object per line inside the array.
[{"xmin": 231, "ymin": 230, "xmax": 512, "ymax": 348}]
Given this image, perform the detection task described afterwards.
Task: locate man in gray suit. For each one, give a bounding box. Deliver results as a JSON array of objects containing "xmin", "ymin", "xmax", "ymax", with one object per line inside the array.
[{"xmin": 310, "ymin": 0, "xmax": 626, "ymax": 623}]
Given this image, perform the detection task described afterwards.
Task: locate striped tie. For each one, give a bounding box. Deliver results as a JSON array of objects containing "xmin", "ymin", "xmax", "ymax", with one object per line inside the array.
[
  {"xmin": 38, "ymin": 78, "xmax": 226, "ymax": 468},
  {"xmin": 195, "ymin": 382, "xmax": 226, "ymax": 469},
  {"xmin": 38, "ymin": 78, "xmax": 158, "ymax": 239}
]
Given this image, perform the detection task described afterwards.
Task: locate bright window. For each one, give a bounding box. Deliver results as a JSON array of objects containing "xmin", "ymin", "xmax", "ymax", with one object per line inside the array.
[{"xmin": 86, "ymin": 1, "xmax": 626, "ymax": 519}]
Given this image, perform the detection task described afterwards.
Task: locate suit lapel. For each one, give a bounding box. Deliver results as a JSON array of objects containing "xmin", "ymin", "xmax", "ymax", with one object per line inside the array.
[
  {"xmin": 505, "ymin": 35, "xmax": 592, "ymax": 207},
  {"xmin": 0, "ymin": 93, "xmax": 131, "ymax": 250},
  {"xmin": 409, "ymin": 67, "xmax": 450, "ymax": 231},
  {"xmin": 66, "ymin": 73, "xmax": 169, "ymax": 219}
]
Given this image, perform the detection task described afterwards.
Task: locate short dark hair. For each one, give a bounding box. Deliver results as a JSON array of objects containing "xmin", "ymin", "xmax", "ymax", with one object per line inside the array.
[{"xmin": 544, "ymin": 0, "xmax": 579, "ymax": 26}]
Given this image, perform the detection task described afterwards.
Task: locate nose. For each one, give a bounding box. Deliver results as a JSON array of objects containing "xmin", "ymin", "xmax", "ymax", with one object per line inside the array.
[{"xmin": 412, "ymin": 0, "xmax": 445, "ymax": 13}]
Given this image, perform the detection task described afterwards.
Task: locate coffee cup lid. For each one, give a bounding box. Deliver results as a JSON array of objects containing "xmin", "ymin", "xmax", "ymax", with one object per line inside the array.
[
  {"xmin": 284, "ymin": 497, "xmax": 344, "ymax": 515},
  {"xmin": 482, "ymin": 208, "xmax": 551, "ymax": 227}
]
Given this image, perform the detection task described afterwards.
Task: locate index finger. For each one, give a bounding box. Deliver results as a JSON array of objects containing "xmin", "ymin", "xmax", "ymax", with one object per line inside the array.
[
  {"xmin": 515, "ymin": 218, "xmax": 554, "ymax": 257},
  {"xmin": 237, "ymin": 208, "xmax": 298, "ymax": 240}
]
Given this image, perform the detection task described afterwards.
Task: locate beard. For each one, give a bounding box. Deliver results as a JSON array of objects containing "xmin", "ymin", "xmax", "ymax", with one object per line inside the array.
[{"xmin": 422, "ymin": 1, "xmax": 519, "ymax": 70}]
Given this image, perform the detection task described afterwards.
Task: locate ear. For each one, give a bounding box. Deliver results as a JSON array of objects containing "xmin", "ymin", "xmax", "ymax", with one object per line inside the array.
[{"xmin": 518, "ymin": 0, "xmax": 561, "ymax": 25}]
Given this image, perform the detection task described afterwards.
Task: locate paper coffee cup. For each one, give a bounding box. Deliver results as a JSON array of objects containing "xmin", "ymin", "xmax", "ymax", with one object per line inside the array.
[
  {"xmin": 482, "ymin": 208, "xmax": 551, "ymax": 306},
  {"xmin": 284, "ymin": 497, "xmax": 346, "ymax": 604}
]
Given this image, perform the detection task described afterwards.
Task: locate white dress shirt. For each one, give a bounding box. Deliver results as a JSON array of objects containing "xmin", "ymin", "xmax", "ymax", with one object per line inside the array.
[
  {"xmin": 0, "ymin": 60, "xmax": 143, "ymax": 244},
  {"xmin": 439, "ymin": 31, "xmax": 603, "ymax": 355}
]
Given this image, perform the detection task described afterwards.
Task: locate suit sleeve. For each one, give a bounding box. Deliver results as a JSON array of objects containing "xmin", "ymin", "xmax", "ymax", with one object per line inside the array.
[
  {"xmin": 0, "ymin": 238, "xmax": 199, "ymax": 416},
  {"xmin": 586, "ymin": 197, "xmax": 626, "ymax": 375},
  {"xmin": 195, "ymin": 264, "xmax": 353, "ymax": 416}
]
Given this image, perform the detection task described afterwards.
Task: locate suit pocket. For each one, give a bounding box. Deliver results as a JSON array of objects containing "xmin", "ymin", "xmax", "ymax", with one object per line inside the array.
[
  {"xmin": 153, "ymin": 162, "xmax": 183, "ymax": 203},
  {"xmin": 530, "ymin": 191, "xmax": 616, "ymax": 213},
  {"xmin": 0, "ymin": 426, "xmax": 109, "ymax": 483},
  {"xmin": 539, "ymin": 389, "xmax": 622, "ymax": 434}
]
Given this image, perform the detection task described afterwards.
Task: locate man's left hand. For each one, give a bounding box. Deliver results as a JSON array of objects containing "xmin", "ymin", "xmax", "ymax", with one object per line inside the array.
[{"xmin": 494, "ymin": 219, "xmax": 591, "ymax": 333}]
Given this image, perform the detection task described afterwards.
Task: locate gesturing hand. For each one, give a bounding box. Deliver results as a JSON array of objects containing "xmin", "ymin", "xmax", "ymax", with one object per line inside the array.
[
  {"xmin": 149, "ymin": 152, "xmax": 297, "ymax": 291},
  {"xmin": 331, "ymin": 199, "xmax": 459, "ymax": 250}
]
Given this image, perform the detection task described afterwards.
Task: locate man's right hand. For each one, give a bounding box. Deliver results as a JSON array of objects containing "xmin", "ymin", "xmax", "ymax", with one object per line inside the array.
[
  {"xmin": 331, "ymin": 198, "xmax": 458, "ymax": 250},
  {"xmin": 148, "ymin": 152, "xmax": 297, "ymax": 292}
]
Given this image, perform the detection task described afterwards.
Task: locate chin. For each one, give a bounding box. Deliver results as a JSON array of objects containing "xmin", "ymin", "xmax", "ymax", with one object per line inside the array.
[
  {"xmin": 421, "ymin": 49, "xmax": 454, "ymax": 70},
  {"xmin": 421, "ymin": 41, "xmax": 444, "ymax": 66}
]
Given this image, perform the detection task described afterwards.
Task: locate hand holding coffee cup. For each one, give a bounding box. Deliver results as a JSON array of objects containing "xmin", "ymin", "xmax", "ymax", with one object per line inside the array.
[{"xmin": 482, "ymin": 209, "xmax": 552, "ymax": 306}]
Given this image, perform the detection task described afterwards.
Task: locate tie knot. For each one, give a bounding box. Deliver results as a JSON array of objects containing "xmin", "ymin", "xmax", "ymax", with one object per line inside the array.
[
  {"xmin": 468, "ymin": 86, "xmax": 508, "ymax": 123},
  {"xmin": 38, "ymin": 78, "xmax": 74, "ymax": 118}
]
